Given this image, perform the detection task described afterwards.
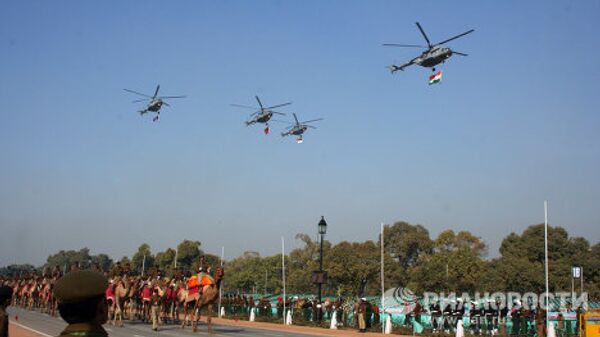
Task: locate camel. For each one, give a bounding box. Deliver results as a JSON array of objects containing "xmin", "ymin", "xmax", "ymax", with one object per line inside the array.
[
  {"xmin": 39, "ymin": 280, "xmax": 57, "ymax": 316},
  {"xmin": 190, "ymin": 267, "xmax": 224, "ymax": 334},
  {"xmin": 27, "ymin": 280, "xmax": 40, "ymax": 311},
  {"xmin": 112, "ymin": 277, "xmax": 131, "ymax": 326},
  {"xmin": 173, "ymin": 283, "xmax": 188, "ymax": 323}
]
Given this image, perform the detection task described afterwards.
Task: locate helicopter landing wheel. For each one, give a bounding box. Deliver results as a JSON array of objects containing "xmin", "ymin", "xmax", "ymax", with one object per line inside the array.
[{"xmin": 432, "ymin": 67, "xmax": 436, "ymax": 72}]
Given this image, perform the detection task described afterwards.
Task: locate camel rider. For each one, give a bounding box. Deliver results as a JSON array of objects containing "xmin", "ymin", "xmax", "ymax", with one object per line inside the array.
[
  {"xmin": 197, "ymin": 256, "xmax": 209, "ymax": 275},
  {"xmin": 195, "ymin": 256, "xmax": 215, "ymax": 297}
]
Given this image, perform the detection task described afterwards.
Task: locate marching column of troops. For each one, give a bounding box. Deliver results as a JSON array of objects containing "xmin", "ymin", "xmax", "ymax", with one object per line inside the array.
[
  {"xmin": 0, "ymin": 263, "xmax": 589, "ymax": 336},
  {"xmin": 0, "ymin": 257, "xmax": 225, "ymax": 335}
]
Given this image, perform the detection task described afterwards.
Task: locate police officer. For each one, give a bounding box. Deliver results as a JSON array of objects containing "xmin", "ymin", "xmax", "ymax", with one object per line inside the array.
[
  {"xmin": 54, "ymin": 270, "xmax": 109, "ymax": 337},
  {"xmin": 430, "ymin": 299, "xmax": 441, "ymax": 332},
  {"xmin": 453, "ymin": 299, "xmax": 465, "ymax": 333},
  {"xmin": 443, "ymin": 301, "xmax": 453, "ymax": 333}
]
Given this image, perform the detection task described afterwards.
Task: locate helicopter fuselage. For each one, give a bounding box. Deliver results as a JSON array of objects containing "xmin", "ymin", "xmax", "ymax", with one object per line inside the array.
[
  {"xmin": 287, "ymin": 125, "xmax": 307, "ymax": 136},
  {"xmin": 416, "ymin": 47, "xmax": 452, "ymax": 68},
  {"xmin": 246, "ymin": 110, "xmax": 273, "ymax": 125},
  {"xmin": 146, "ymin": 99, "xmax": 163, "ymax": 112}
]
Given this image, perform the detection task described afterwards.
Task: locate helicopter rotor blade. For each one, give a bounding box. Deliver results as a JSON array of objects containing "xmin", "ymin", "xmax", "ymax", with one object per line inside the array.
[
  {"xmin": 255, "ymin": 96, "xmax": 264, "ymax": 110},
  {"xmin": 307, "ymin": 125, "xmax": 317, "ymax": 129},
  {"xmin": 272, "ymin": 111, "xmax": 286, "ymax": 116},
  {"xmin": 132, "ymin": 98, "xmax": 151, "ymax": 103},
  {"xmin": 266, "ymin": 102, "xmax": 292, "ymax": 110},
  {"xmin": 452, "ymin": 51, "xmax": 469, "ymax": 56},
  {"xmin": 382, "ymin": 44, "xmax": 428, "ymax": 48},
  {"xmin": 292, "ymin": 113, "xmax": 300, "ymax": 125},
  {"xmin": 124, "ymin": 89, "xmax": 153, "ymax": 98},
  {"xmin": 415, "ymin": 22, "xmax": 432, "ymax": 48},
  {"xmin": 163, "ymin": 101, "xmax": 171, "ymax": 107},
  {"xmin": 302, "ymin": 118, "xmax": 324, "ymax": 124},
  {"xmin": 435, "ymin": 29, "xmax": 474, "ymax": 46},
  {"xmin": 153, "ymin": 85, "xmax": 160, "ymax": 99},
  {"xmin": 161, "ymin": 95, "xmax": 186, "ymax": 99},
  {"xmin": 231, "ymin": 104, "xmax": 257, "ymax": 110}
]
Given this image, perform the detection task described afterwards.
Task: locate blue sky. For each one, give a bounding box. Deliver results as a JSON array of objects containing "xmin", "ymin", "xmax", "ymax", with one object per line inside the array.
[{"xmin": 1, "ymin": 1, "xmax": 599, "ymax": 266}]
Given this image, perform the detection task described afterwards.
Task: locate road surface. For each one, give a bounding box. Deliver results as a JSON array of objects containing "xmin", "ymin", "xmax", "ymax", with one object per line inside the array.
[{"xmin": 8, "ymin": 307, "xmax": 321, "ymax": 337}]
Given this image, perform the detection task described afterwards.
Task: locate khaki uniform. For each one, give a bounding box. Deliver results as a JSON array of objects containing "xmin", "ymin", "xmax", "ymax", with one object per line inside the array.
[
  {"xmin": 58, "ymin": 322, "xmax": 108, "ymax": 337},
  {"xmin": 357, "ymin": 301, "xmax": 367, "ymax": 332},
  {"xmin": 150, "ymin": 294, "xmax": 161, "ymax": 330}
]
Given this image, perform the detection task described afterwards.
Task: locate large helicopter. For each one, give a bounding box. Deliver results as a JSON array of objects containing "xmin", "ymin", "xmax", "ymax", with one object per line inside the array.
[
  {"xmin": 124, "ymin": 85, "xmax": 186, "ymax": 122},
  {"xmin": 383, "ymin": 22, "xmax": 474, "ymax": 73},
  {"xmin": 281, "ymin": 113, "xmax": 323, "ymax": 143},
  {"xmin": 231, "ymin": 96, "xmax": 291, "ymax": 134}
]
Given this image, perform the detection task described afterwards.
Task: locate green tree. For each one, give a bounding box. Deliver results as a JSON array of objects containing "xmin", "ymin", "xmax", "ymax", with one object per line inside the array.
[
  {"xmin": 327, "ymin": 240, "xmax": 383, "ymax": 297},
  {"xmin": 131, "ymin": 243, "xmax": 154, "ymax": 275},
  {"xmin": 91, "ymin": 253, "xmax": 113, "ymax": 272},
  {"xmin": 287, "ymin": 234, "xmax": 328, "ymax": 294},
  {"xmin": 176, "ymin": 240, "xmax": 202, "ymax": 272},
  {"xmin": 45, "ymin": 248, "xmax": 93, "ymax": 270},
  {"xmin": 155, "ymin": 248, "xmax": 176, "ymax": 274},
  {"xmin": 409, "ymin": 230, "xmax": 486, "ymax": 294},
  {"xmin": 495, "ymin": 224, "xmax": 594, "ymax": 294},
  {"xmin": 384, "ymin": 221, "xmax": 433, "ymax": 269},
  {"xmin": 225, "ymin": 251, "xmax": 263, "ymax": 293},
  {"xmin": 0, "ymin": 264, "xmax": 36, "ymax": 277}
]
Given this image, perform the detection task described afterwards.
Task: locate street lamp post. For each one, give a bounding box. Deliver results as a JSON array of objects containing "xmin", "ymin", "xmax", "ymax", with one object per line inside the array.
[{"xmin": 317, "ymin": 216, "xmax": 327, "ymax": 321}]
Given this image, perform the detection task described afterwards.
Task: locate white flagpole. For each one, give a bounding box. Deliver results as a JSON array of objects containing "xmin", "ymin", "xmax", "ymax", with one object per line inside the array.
[
  {"xmin": 142, "ymin": 254, "xmax": 146, "ymax": 277},
  {"xmin": 174, "ymin": 248, "xmax": 178, "ymax": 269},
  {"xmin": 219, "ymin": 246, "xmax": 224, "ymax": 317},
  {"xmin": 381, "ymin": 222, "xmax": 385, "ymax": 334},
  {"xmin": 282, "ymin": 236, "xmax": 286, "ymax": 325},
  {"xmin": 544, "ymin": 201, "xmax": 550, "ymax": 332}
]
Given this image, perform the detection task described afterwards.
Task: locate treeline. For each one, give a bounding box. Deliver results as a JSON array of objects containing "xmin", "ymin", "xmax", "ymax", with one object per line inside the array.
[{"xmin": 2, "ymin": 222, "xmax": 598, "ymax": 299}]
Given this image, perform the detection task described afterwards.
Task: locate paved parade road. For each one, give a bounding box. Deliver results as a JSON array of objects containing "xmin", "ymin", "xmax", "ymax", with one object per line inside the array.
[{"xmin": 8, "ymin": 307, "xmax": 321, "ymax": 337}]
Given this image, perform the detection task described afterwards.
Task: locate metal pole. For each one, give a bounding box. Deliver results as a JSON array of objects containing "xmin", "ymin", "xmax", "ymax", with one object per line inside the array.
[
  {"xmin": 319, "ymin": 233, "xmax": 324, "ymax": 305},
  {"xmin": 381, "ymin": 222, "xmax": 385, "ymax": 334},
  {"xmin": 282, "ymin": 237, "xmax": 286, "ymax": 325},
  {"xmin": 544, "ymin": 201, "xmax": 550, "ymax": 333},
  {"xmin": 218, "ymin": 246, "xmax": 224, "ymax": 317},
  {"xmin": 581, "ymin": 268, "xmax": 584, "ymax": 296},
  {"xmin": 142, "ymin": 254, "xmax": 146, "ymax": 277},
  {"xmin": 174, "ymin": 248, "xmax": 178, "ymax": 269},
  {"xmin": 572, "ymin": 276, "xmax": 575, "ymax": 306}
]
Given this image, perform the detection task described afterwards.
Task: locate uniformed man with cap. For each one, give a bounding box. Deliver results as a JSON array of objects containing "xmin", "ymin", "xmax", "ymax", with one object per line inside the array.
[
  {"xmin": 0, "ymin": 285, "xmax": 13, "ymax": 337},
  {"xmin": 53, "ymin": 270, "xmax": 109, "ymax": 337},
  {"xmin": 430, "ymin": 299, "xmax": 441, "ymax": 332}
]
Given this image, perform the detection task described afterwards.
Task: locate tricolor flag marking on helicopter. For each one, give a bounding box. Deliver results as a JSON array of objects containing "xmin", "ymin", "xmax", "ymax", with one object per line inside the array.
[{"xmin": 429, "ymin": 71, "xmax": 442, "ymax": 85}]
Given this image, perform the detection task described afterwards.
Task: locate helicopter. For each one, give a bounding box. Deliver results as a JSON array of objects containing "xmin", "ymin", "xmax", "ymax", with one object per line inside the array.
[
  {"xmin": 124, "ymin": 85, "xmax": 186, "ymax": 122},
  {"xmin": 281, "ymin": 113, "xmax": 323, "ymax": 143},
  {"xmin": 231, "ymin": 96, "xmax": 291, "ymax": 134},
  {"xmin": 383, "ymin": 22, "xmax": 474, "ymax": 73}
]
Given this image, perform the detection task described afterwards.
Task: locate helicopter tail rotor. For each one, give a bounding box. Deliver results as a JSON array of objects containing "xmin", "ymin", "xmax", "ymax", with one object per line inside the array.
[{"xmin": 387, "ymin": 65, "xmax": 401, "ymax": 73}]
